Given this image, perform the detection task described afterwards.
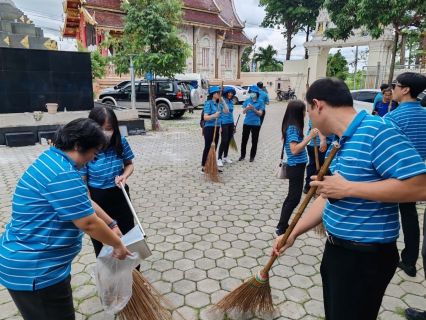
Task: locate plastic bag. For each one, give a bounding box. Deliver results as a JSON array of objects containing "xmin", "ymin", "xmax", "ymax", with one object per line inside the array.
[{"xmin": 95, "ymin": 246, "xmax": 142, "ymax": 314}]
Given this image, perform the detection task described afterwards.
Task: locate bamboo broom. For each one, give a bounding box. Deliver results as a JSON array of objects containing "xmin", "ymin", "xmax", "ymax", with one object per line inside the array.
[
  {"xmin": 312, "ymin": 132, "xmax": 326, "ymax": 236},
  {"xmin": 210, "ymin": 144, "xmax": 339, "ymax": 316},
  {"xmin": 204, "ymin": 83, "xmax": 223, "ymax": 183},
  {"xmin": 229, "ymin": 114, "xmax": 240, "ymax": 152}
]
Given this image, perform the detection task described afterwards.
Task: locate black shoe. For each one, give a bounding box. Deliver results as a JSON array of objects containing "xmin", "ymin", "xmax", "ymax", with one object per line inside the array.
[
  {"xmin": 239, "ymin": 157, "xmax": 245, "ymax": 161},
  {"xmin": 303, "ymin": 188, "xmax": 309, "ymax": 194},
  {"xmin": 398, "ymin": 260, "xmax": 417, "ymax": 277},
  {"xmin": 249, "ymin": 157, "xmax": 254, "ymax": 162},
  {"xmin": 273, "ymin": 229, "xmax": 285, "ymax": 238},
  {"xmin": 218, "ymin": 169, "xmax": 223, "ymax": 173},
  {"xmin": 405, "ymin": 308, "xmax": 426, "ymax": 320}
]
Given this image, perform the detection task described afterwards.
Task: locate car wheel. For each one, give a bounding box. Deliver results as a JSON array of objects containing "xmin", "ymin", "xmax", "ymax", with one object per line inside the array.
[
  {"xmin": 103, "ymin": 100, "xmax": 114, "ymax": 105},
  {"xmin": 232, "ymin": 96, "xmax": 239, "ymax": 105},
  {"xmin": 174, "ymin": 110, "xmax": 185, "ymax": 118},
  {"xmin": 156, "ymin": 103, "xmax": 171, "ymax": 120}
]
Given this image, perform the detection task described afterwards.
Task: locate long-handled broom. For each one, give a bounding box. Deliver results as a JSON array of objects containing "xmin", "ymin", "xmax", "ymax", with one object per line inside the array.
[
  {"xmin": 312, "ymin": 133, "xmax": 326, "ymax": 235},
  {"xmin": 204, "ymin": 84, "xmax": 223, "ymax": 183},
  {"xmin": 117, "ymin": 182, "xmax": 183, "ymax": 320},
  {"xmin": 210, "ymin": 144, "xmax": 339, "ymax": 316},
  {"xmin": 229, "ymin": 114, "xmax": 240, "ymax": 152}
]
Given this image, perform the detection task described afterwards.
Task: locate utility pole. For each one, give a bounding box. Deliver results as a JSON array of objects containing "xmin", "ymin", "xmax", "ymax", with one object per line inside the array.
[
  {"xmin": 129, "ymin": 55, "xmax": 136, "ymax": 110},
  {"xmin": 353, "ymin": 46, "xmax": 358, "ymax": 89}
]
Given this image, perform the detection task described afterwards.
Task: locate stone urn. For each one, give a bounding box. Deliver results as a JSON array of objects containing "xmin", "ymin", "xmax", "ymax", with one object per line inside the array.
[{"xmin": 45, "ymin": 103, "xmax": 58, "ymax": 114}]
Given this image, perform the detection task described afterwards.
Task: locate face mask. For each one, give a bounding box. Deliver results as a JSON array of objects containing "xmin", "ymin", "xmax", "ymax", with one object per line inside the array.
[
  {"xmin": 250, "ymin": 93, "xmax": 257, "ymax": 99},
  {"xmin": 104, "ymin": 130, "xmax": 113, "ymax": 141}
]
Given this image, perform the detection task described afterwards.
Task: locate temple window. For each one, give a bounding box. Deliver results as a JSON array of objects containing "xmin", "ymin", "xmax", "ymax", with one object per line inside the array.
[
  {"xmin": 202, "ymin": 48, "xmax": 210, "ymax": 68},
  {"xmin": 225, "ymin": 50, "xmax": 231, "ymax": 69}
]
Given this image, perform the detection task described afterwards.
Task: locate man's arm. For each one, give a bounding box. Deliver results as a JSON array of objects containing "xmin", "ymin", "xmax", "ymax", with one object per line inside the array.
[{"xmin": 311, "ymin": 171, "xmax": 426, "ymax": 202}]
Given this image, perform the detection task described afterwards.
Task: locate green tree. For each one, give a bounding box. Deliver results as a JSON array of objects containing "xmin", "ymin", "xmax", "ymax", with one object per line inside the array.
[
  {"xmin": 327, "ymin": 50, "xmax": 349, "ymax": 80},
  {"xmin": 105, "ymin": 0, "xmax": 191, "ymax": 130},
  {"xmin": 77, "ymin": 41, "xmax": 108, "ymax": 81},
  {"xmin": 241, "ymin": 46, "xmax": 253, "ymax": 72},
  {"xmin": 254, "ymin": 45, "xmax": 283, "ymax": 71},
  {"xmin": 259, "ymin": 0, "xmax": 323, "ymax": 60},
  {"xmin": 324, "ymin": 0, "xmax": 426, "ymax": 84}
]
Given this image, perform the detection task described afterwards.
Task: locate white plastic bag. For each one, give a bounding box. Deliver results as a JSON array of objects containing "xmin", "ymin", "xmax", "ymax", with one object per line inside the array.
[{"xmin": 95, "ymin": 246, "xmax": 142, "ymax": 314}]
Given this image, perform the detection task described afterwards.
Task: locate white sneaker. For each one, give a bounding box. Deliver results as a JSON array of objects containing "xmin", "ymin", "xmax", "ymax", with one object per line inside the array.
[
  {"xmin": 223, "ymin": 157, "xmax": 233, "ymax": 164},
  {"xmin": 217, "ymin": 159, "xmax": 223, "ymax": 167}
]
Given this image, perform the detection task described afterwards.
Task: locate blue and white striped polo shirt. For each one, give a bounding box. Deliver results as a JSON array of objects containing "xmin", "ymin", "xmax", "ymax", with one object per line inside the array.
[
  {"xmin": 0, "ymin": 147, "xmax": 94, "ymax": 291},
  {"xmin": 323, "ymin": 110, "xmax": 426, "ymax": 243},
  {"xmin": 285, "ymin": 125, "xmax": 308, "ymax": 166},
  {"xmin": 385, "ymin": 101, "xmax": 426, "ymax": 160},
  {"xmin": 80, "ymin": 136, "xmax": 135, "ymax": 189},
  {"xmin": 307, "ymin": 119, "xmax": 335, "ymax": 147}
]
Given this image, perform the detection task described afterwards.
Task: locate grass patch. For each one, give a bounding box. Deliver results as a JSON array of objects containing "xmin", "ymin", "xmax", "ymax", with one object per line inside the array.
[{"xmin": 395, "ymin": 306, "xmax": 405, "ymax": 316}]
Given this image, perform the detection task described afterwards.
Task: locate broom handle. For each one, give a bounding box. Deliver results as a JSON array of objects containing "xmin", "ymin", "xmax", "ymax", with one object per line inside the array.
[
  {"xmin": 119, "ymin": 181, "xmax": 146, "ymax": 237},
  {"xmin": 263, "ymin": 144, "xmax": 339, "ymax": 273},
  {"xmin": 313, "ymin": 129, "xmax": 320, "ymax": 171},
  {"xmin": 212, "ymin": 82, "xmax": 224, "ymax": 142}
]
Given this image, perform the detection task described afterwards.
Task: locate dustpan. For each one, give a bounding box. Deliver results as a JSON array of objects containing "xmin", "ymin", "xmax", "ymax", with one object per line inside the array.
[{"xmin": 119, "ymin": 182, "xmax": 152, "ymax": 259}]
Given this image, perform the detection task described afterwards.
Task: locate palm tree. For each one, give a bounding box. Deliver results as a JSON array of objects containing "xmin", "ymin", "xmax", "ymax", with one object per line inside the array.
[{"xmin": 254, "ymin": 45, "xmax": 283, "ymax": 72}]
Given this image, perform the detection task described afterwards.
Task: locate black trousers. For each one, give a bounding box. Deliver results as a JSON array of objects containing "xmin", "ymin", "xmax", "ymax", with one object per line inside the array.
[
  {"xmin": 8, "ymin": 275, "xmax": 74, "ymax": 320},
  {"xmin": 277, "ymin": 163, "xmax": 306, "ymax": 231},
  {"xmin": 202, "ymin": 126, "xmax": 219, "ymax": 166},
  {"xmin": 260, "ymin": 110, "xmax": 266, "ymax": 126},
  {"xmin": 305, "ymin": 144, "xmax": 328, "ymax": 190},
  {"xmin": 240, "ymin": 124, "xmax": 260, "ymax": 159},
  {"xmin": 321, "ymin": 241, "xmax": 398, "ymax": 320},
  {"xmin": 89, "ymin": 185, "xmax": 135, "ymax": 258},
  {"xmin": 218, "ymin": 123, "xmax": 234, "ymax": 159},
  {"xmin": 399, "ymin": 202, "xmax": 420, "ymax": 267}
]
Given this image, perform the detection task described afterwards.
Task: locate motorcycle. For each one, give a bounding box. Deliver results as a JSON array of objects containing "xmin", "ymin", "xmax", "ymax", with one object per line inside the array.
[{"xmin": 276, "ymin": 87, "xmax": 297, "ymax": 101}]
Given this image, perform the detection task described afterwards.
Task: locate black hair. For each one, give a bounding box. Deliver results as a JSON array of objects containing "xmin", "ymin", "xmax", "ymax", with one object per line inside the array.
[
  {"xmin": 89, "ymin": 106, "xmax": 123, "ymax": 157},
  {"xmin": 207, "ymin": 92, "xmax": 220, "ymax": 102},
  {"xmin": 396, "ymin": 72, "xmax": 426, "ymax": 99},
  {"xmin": 257, "ymin": 82, "xmax": 263, "ymax": 88},
  {"xmin": 281, "ymin": 100, "xmax": 306, "ymax": 142},
  {"xmin": 53, "ymin": 118, "xmax": 106, "ymax": 153},
  {"xmin": 382, "ymin": 88, "xmax": 392, "ymax": 94},
  {"xmin": 306, "ymin": 78, "xmax": 353, "ymax": 108},
  {"xmin": 380, "ymin": 83, "xmax": 390, "ymax": 91}
]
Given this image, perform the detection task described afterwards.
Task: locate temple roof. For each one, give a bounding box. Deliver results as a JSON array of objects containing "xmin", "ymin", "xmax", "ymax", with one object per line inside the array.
[
  {"xmin": 224, "ymin": 29, "xmax": 252, "ymax": 45},
  {"xmin": 89, "ymin": 9, "xmax": 125, "ymax": 28},
  {"xmin": 182, "ymin": 9, "xmax": 229, "ymax": 29},
  {"xmin": 216, "ymin": 0, "xmax": 243, "ymax": 28},
  {"xmin": 84, "ymin": 0, "xmax": 123, "ymax": 11},
  {"xmin": 182, "ymin": 0, "xmax": 220, "ymax": 13}
]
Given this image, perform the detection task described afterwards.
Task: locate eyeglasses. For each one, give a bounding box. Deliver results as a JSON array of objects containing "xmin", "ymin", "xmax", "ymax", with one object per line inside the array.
[{"xmin": 395, "ymin": 84, "xmax": 407, "ymax": 89}]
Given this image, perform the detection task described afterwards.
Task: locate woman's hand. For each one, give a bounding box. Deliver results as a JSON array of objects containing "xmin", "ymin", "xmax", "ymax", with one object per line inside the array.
[
  {"xmin": 215, "ymin": 111, "xmax": 220, "ymax": 118},
  {"xmin": 309, "ymin": 128, "xmax": 319, "ymax": 139},
  {"xmin": 111, "ymin": 226, "xmax": 123, "ymax": 238},
  {"xmin": 112, "ymin": 241, "xmax": 132, "ymax": 260},
  {"xmin": 319, "ymin": 139, "xmax": 327, "ymax": 152},
  {"xmin": 270, "ymin": 234, "xmax": 295, "ymax": 256},
  {"xmin": 115, "ymin": 175, "xmax": 126, "ymax": 188}
]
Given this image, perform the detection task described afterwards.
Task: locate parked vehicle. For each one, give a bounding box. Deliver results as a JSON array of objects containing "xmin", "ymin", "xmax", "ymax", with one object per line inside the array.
[
  {"xmin": 98, "ymin": 78, "xmax": 192, "ymax": 120},
  {"xmin": 241, "ymin": 85, "xmax": 255, "ymax": 91},
  {"xmin": 276, "ymin": 87, "xmax": 297, "ymax": 101},
  {"xmin": 99, "ymin": 79, "xmax": 142, "ymax": 95},
  {"xmin": 350, "ymin": 89, "xmax": 380, "ymax": 113},
  {"xmin": 174, "ymin": 73, "xmax": 209, "ymax": 107},
  {"xmin": 224, "ymin": 85, "xmax": 248, "ymax": 104}
]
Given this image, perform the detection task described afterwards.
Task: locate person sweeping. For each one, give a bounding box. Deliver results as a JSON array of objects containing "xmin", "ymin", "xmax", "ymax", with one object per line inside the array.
[
  {"xmin": 201, "ymin": 86, "xmax": 228, "ymax": 181},
  {"xmin": 217, "ymin": 86, "xmax": 236, "ymax": 167}
]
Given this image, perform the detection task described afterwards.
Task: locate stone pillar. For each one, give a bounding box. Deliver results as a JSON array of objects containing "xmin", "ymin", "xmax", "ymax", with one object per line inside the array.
[
  {"xmin": 216, "ymin": 38, "xmax": 223, "ymax": 79},
  {"xmin": 80, "ymin": 12, "xmax": 87, "ymax": 48},
  {"xmin": 95, "ymin": 27, "xmax": 99, "ymax": 48},
  {"xmin": 306, "ymin": 46, "xmax": 330, "ymax": 81},
  {"xmin": 101, "ymin": 31, "xmax": 108, "ymax": 56}
]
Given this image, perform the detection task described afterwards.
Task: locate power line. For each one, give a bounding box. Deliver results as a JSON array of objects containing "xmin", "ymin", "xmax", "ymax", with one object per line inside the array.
[{"xmin": 19, "ymin": 6, "xmax": 63, "ymax": 19}]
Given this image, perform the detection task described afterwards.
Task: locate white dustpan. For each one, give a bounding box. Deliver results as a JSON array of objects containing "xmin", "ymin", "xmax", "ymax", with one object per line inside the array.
[{"xmin": 119, "ymin": 182, "xmax": 152, "ymax": 259}]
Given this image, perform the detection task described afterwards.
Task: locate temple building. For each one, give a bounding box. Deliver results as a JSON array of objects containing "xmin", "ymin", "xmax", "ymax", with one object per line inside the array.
[
  {"xmin": 0, "ymin": 0, "xmax": 57, "ymax": 50},
  {"xmin": 61, "ymin": 0, "xmax": 253, "ymax": 83}
]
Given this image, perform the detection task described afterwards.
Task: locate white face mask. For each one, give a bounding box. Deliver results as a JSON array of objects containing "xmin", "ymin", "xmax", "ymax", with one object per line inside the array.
[{"xmin": 104, "ymin": 130, "xmax": 113, "ymax": 141}]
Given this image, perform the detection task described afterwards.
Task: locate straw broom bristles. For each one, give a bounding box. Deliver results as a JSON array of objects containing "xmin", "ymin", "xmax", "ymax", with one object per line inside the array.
[
  {"xmin": 210, "ymin": 145, "xmax": 339, "ymax": 317},
  {"xmin": 118, "ymin": 270, "xmax": 184, "ymax": 320},
  {"xmin": 229, "ymin": 136, "xmax": 238, "ymax": 152},
  {"xmin": 204, "ymin": 139, "xmax": 222, "ymax": 183}
]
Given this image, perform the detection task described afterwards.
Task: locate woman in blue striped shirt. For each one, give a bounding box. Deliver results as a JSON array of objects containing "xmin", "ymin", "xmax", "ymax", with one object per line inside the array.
[
  {"xmin": 274, "ymin": 100, "xmax": 318, "ymax": 237},
  {"xmin": 81, "ymin": 106, "xmax": 136, "ymax": 258}
]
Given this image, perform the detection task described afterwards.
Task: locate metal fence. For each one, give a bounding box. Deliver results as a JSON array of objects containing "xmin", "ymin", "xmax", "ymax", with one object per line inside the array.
[{"xmin": 360, "ymin": 64, "xmax": 425, "ymax": 89}]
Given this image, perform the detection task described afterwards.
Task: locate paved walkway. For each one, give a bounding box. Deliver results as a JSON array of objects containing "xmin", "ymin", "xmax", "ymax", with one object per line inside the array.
[{"xmin": 0, "ymin": 102, "xmax": 425, "ymax": 320}]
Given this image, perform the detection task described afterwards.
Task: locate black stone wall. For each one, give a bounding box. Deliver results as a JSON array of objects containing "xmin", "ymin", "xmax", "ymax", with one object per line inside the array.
[{"xmin": 0, "ymin": 47, "xmax": 94, "ymax": 113}]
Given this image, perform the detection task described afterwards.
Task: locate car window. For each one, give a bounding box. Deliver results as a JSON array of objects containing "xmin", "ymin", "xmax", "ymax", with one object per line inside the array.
[
  {"xmin": 351, "ymin": 92, "xmax": 359, "ymax": 100},
  {"xmin": 357, "ymin": 91, "xmax": 378, "ymax": 103},
  {"xmin": 116, "ymin": 81, "xmax": 130, "ymax": 89},
  {"xmin": 139, "ymin": 84, "xmax": 148, "ymax": 93},
  {"xmin": 157, "ymin": 82, "xmax": 174, "ymax": 93},
  {"xmin": 122, "ymin": 85, "xmax": 132, "ymax": 93},
  {"xmin": 235, "ymin": 87, "xmax": 243, "ymax": 90}
]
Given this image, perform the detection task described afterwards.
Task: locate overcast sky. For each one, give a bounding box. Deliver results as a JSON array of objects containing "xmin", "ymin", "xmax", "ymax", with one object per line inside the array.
[{"xmin": 12, "ymin": 0, "xmax": 365, "ymax": 69}]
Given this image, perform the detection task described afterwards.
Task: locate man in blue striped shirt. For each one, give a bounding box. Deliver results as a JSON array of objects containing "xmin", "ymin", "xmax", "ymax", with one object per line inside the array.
[
  {"xmin": 384, "ymin": 72, "xmax": 426, "ymax": 277},
  {"xmin": 272, "ymin": 78, "xmax": 426, "ymax": 320}
]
